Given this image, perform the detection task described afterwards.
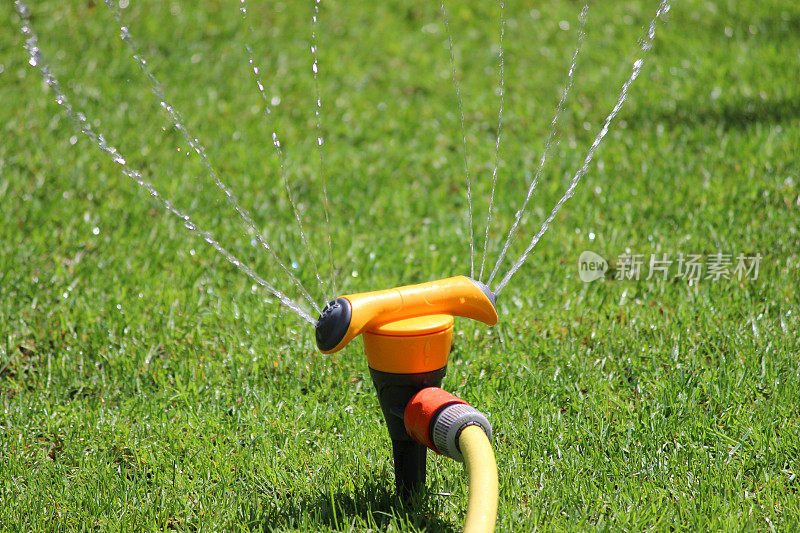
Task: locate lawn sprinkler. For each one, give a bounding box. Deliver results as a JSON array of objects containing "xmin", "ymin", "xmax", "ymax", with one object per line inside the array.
[{"xmin": 316, "ymin": 275, "xmax": 499, "ymax": 532}]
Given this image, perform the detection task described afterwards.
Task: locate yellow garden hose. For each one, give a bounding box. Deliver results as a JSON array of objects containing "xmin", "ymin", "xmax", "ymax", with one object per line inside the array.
[
  {"xmin": 404, "ymin": 388, "xmax": 499, "ymax": 532},
  {"xmin": 459, "ymin": 424, "xmax": 499, "ymax": 533}
]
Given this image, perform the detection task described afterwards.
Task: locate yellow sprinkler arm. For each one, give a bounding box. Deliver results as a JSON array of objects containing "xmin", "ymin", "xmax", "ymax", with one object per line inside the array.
[{"xmin": 315, "ymin": 275, "xmax": 498, "ymax": 354}]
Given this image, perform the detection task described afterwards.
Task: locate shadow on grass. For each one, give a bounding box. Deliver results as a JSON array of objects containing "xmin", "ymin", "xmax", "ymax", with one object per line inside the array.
[
  {"xmin": 257, "ymin": 478, "xmax": 457, "ymax": 532},
  {"xmin": 630, "ymin": 94, "xmax": 800, "ymax": 131}
]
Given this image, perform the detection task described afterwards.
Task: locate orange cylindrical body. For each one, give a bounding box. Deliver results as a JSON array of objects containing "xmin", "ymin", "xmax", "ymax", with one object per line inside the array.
[{"xmin": 362, "ymin": 314, "xmax": 454, "ymax": 374}]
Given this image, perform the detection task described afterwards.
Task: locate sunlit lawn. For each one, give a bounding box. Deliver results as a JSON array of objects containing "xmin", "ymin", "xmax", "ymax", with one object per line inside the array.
[{"xmin": 1, "ymin": 0, "xmax": 799, "ymax": 530}]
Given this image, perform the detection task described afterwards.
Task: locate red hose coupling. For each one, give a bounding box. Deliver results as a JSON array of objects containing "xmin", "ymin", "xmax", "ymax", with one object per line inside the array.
[{"xmin": 404, "ymin": 387, "xmax": 492, "ymax": 462}]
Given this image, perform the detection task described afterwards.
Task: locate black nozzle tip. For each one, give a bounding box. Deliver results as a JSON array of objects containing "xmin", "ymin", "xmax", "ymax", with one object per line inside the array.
[{"xmin": 315, "ymin": 297, "xmax": 352, "ymax": 352}]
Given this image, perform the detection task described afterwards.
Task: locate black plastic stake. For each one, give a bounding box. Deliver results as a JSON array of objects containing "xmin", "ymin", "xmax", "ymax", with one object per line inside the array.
[{"xmin": 369, "ymin": 366, "xmax": 447, "ymax": 500}]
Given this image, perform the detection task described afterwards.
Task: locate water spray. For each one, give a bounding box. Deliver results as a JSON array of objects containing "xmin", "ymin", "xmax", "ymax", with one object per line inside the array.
[
  {"xmin": 17, "ymin": 0, "xmax": 672, "ymax": 527},
  {"xmin": 315, "ymin": 275, "xmax": 499, "ymax": 532}
]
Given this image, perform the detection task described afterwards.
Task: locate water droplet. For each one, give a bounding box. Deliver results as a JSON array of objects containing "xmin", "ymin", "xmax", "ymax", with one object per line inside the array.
[
  {"xmin": 62, "ymin": 292, "xmax": 69, "ymax": 299},
  {"xmin": 589, "ymin": 232, "xmax": 596, "ymax": 241},
  {"xmin": 92, "ymin": 227, "xmax": 100, "ymax": 235},
  {"xmin": 270, "ymin": 96, "xmax": 281, "ymax": 106},
  {"xmin": 291, "ymin": 261, "xmax": 299, "ymax": 269},
  {"xmin": 69, "ymin": 135, "xmax": 78, "ymax": 145},
  {"xmin": 189, "ymin": 249, "xmax": 196, "ymax": 256},
  {"xmin": 351, "ymin": 270, "xmax": 359, "ymax": 278}
]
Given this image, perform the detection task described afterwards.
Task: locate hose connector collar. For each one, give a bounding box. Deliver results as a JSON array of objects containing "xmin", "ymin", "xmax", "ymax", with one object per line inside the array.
[{"xmin": 431, "ymin": 403, "xmax": 492, "ymax": 463}]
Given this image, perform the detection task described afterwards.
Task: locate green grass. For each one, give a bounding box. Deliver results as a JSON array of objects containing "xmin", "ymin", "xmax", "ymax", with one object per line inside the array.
[{"xmin": 2, "ymin": 0, "xmax": 799, "ymax": 530}]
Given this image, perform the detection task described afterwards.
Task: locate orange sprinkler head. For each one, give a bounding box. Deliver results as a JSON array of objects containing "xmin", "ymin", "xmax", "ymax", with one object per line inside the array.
[
  {"xmin": 314, "ymin": 276, "xmax": 498, "ymax": 498},
  {"xmin": 314, "ymin": 275, "xmax": 498, "ymax": 358}
]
